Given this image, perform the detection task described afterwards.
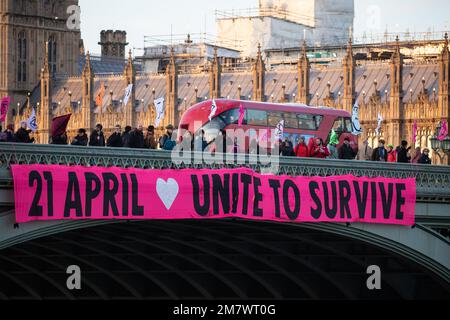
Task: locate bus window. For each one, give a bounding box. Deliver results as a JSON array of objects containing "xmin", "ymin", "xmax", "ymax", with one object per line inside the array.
[
  {"xmin": 284, "ymin": 113, "xmax": 298, "ymax": 129},
  {"xmin": 247, "ymin": 109, "xmax": 267, "ymax": 126},
  {"xmin": 220, "ymin": 108, "xmax": 241, "ymax": 125},
  {"xmin": 268, "ymin": 111, "xmax": 283, "ymax": 127},
  {"xmin": 298, "ymin": 114, "xmax": 323, "ymax": 130},
  {"xmin": 201, "ymin": 117, "xmax": 226, "ymax": 143},
  {"xmin": 332, "ymin": 117, "xmax": 352, "ymax": 134},
  {"xmin": 344, "ymin": 117, "xmax": 353, "ymax": 132}
]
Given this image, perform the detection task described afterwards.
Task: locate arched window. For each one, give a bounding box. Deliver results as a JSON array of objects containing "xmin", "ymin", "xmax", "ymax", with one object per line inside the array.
[
  {"xmin": 48, "ymin": 35, "xmax": 57, "ymax": 73},
  {"xmin": 17, "ymin": 31, "xmax": 27, "ymax": 82}
]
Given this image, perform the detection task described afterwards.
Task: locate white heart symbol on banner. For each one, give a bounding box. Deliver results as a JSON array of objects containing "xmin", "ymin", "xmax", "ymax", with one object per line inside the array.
[{"xmin": 156, "ymin": 178, "xmax": 179, "ymax": 210}]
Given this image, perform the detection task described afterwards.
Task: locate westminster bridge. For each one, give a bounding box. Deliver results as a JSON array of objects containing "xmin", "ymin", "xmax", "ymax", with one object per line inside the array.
[{"xmin": 0, "ymin": 143, "xmax": 449, "ymax": 300}]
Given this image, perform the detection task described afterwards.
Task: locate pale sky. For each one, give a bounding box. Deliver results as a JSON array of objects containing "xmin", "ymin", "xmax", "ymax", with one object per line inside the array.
[{"xmin": 79, "ymin": 0, "xmax": 450, "ymax": 55}]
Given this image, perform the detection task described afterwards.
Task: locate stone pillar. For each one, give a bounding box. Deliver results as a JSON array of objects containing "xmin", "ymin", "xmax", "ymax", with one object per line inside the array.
[
  {"xmin": 438, "ymin": 33, "xmax": 450, "ymax": 120},
  {"xmin": 438, "ymin": 33, "xmax": 450, "ymax": 165},
  {"xmin": 389, "ymin": 36, "xmax": 404, "ymax": 146},
  {"xmin": 81, "ymin": 51, "xmax": 94, "ymax": 131},
  {"xmin": 209, "ymin": 47, "xmax": 221, "ymax": 99},
  {"xmin": 252, "ymin": 44, "xmax": 265, "ymax": 102},
  {"xmin": 342, "ymin": 37, "xmax": 355, "ymax": 113},
  {"xmin": 297, "ymin": 40, "xmax": 310, "ymax": 105},
  {"xmin": 123, "ymin": 49, "xmax": 136, "ymax": 127},
  {"xmin": 165, "ymin": 47, "xmax": 178, "ymax": 127},
  {"xmin": 38, "ymin": 42, "xmax": 52, "ymax": 144}
]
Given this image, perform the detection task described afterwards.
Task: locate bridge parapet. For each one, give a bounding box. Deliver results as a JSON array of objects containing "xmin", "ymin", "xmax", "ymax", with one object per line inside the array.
[
  {"xmin": 0, "ymin": 143, "xmax": 449, "ymax": 283},
  {"xmin": 1, "ymin": 143, "xmax": 450, "ymax": 200}
]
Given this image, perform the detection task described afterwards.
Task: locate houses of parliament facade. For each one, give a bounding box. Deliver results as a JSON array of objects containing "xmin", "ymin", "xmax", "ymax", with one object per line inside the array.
[{"xmin": 1, "ymin": 0, "xmax": 450, "ymax": 164}]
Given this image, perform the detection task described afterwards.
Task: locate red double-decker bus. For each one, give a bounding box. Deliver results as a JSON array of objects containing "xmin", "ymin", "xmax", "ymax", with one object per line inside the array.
[{"xmin": 178, "ymin": 99, "xmax": 358, "ymax": 154}]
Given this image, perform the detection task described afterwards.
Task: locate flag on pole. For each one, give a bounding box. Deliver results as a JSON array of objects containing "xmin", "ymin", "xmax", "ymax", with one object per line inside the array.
[
  {"xmin": 154, "ymin": 97, "xmax": 165, "ymax": 127},
  {"xmin": 351, "ymin": 102, "xmax": 363, "ymax": 136},
  {"xmin": 274, "ymin": 120, "xmax": 285, "ymax": 141},
  {"xmin": 0, "ymin": 97, "xmax": 10, "ymax": 122},
  {"xmin": 375, "ymin": 113, "xmax": 383, "ymax": 136},
  {"xmin": 438, "ymin": 120, "xmax": 448, "ymax": 141},
  {"xmin": 26, "ymin": 108, "xmax": 38, "ymax": 132},
  {"xmin": 238, "ymin": 103, "xmax": 245, "ymax": 126},
  {"xmin": 412, "ymin": 120, "xmax": 418, "ymax": 143},
  {"xmin": 51, "ymin": 114, "xmax": 71, "ymax": 137},
  {"xmin": 123, "ymin": 84, "xmax": 133, "ymax": 107},
  {"xmin": 208, "ymin": 99, "xmax": 218, "ymax": 122},
  {"xmin": 95, "ymin": 82, "xmax": 106, "ymax": 107}
]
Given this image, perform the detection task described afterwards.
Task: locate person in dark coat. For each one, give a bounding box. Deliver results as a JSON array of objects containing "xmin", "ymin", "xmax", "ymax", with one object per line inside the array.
[
  {"xmin": 107, "ymin": 125, "xmax": 123, "ymax": 148},
  {"xmin": 71, "ymin": 129, "xmax": 88, "ymax": 146},
  {"xmin": 396, "ymin": 140, "xmax": 411, "ymax": 163},
  {"xmin": 280, "ymin": 137, "xmax": 295, "ymax": 156},
  {"xmin": 418, "ymin": 148, "xmax": 432, "ymax": 165},
  {"xmin": 129, "ymin": 125, "xmax": 145, "ymax": 149},
  {"xmin": 89, "ymin": 124, "xmax": 106, "ymax": 147},
  {"xmin": 338, "ymin": 137, "xmax": 357, "ymax": 160},
  {"xmin": 4, "ymin": 124, "xmax": 16, "ymax": 142},
  {"xmin": 372, "ymin": 139, "xmax": 388, "ymax": 162},
  {"xmin": 121, "ymin": 126, "xmax": 132, "ymax": 148},
  {"xmin": 51, "ymin": 132, "xmax": 68, "ymax": 145},
  {"xmin": 15, "ymin": 121, "xmax": 35, "ymax": 144}
]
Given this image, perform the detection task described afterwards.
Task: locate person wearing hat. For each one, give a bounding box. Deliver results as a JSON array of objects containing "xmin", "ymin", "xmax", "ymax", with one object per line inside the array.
[
  {"xmin": 71, "ymin": 128, "xmax": 88, "ymax": 146},
  {"xmin": 338, "ymin": 137, "xmax": 357, "ymax": 160},
  {"xmin": 159, "ymin": 124, "xmax": 176, "ymax": 150},
  {"xmin": 387, "ymin": 144, "xmax": 397, "ymax": 163},
  {"xmin": 89, "ymin": 123, "xmax": 106, "ymax": 147},
  {"xmin": 357, "ymin": 138, "xmax": 373, "ymax": 161},
  {"xmin": 396, "ymin": 140, "xmax": 411, "ymax": 163},
  {"xmin": 294, "ymin": 136, "xmax": 309, "ymax": 158},
  {"xmin": 418, "ymin": 148, "xmax": 432, "ymax": 165},
  {"xmin": 144, "ymin": 125, "xmax": 158, "ymax": 150},
  {"xmin": 371, "ymin": 139, "xmax": 388, "ymax": 162},
  {"xmin": 15, "ymin": 121, "xmax": 34, "ymax": 144},
  {"xmin": 107, "ymin": 124, "xmax": 123, "ymax": 148}
]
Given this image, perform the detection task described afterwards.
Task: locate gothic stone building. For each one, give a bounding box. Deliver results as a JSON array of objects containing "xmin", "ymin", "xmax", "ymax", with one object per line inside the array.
[
  {"xmin": 9, "ymin": 35, "xmax": 450, "ymax": 165},
  {"xmin": 0, "ymin": 0, "xmax": 81, "ymax": 125}
]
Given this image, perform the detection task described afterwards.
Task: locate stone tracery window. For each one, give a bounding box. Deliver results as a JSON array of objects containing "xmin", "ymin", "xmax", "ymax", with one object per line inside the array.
[
  {"xmin": 48, "ymin": 35, "xmax": 57, "ymax": 74},
  {"xmin": 17, "ymin": 31, "xmax": 27, "ymax": 82}
]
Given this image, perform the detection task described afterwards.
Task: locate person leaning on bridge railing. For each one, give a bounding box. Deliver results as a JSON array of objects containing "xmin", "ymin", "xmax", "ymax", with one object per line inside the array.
[
  {"xmin": 14, "ymin": 121, "xmax": 34, "ymax": 144},
  {"xmin": 107, "ymin": 125, "xmax": 123, "ymax": 148},
  {"xmin": 356, "ymin": 139, "xmax": 373, "ymax": 161},
  {"xmin": 89, "ymin": 124, "xmax": 106, "ymax": 147},
  {"xmin": 71, "ymin": 129, "xmax": 88, "ymax": 146}
]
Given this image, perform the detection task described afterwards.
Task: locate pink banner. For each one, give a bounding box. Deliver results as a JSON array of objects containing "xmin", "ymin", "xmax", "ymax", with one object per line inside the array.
[
  {"xmin": 12, "ymin": 165, "xmax": 416, "ymax": 226},
  {"xmin": 0, "ymin": 97, "xmax": 10, "ymax": 122}
]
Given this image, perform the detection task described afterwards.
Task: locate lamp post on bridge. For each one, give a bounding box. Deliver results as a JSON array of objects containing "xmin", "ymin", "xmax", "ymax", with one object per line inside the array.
[{"xmin": 430, "ymin": 121, "xmax": 450, "ymax": 164}]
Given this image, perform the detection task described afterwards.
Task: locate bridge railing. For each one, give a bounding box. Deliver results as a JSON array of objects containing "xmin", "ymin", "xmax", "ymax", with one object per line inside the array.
[{"xmin": 1, "ymin": 143, "xmax": 450, "ymax": 199}]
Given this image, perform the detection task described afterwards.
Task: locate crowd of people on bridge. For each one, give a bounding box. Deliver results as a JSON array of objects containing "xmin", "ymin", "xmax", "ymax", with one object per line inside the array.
[
  {"xmin": 277, "ymin": 135, "xmax": 431, "ymax": 164},
  {"xmin": 0, "ymin": 122, "xmax": 433, "ymax": 165},
  {"xmin": 0, "ymin": 122, "xmax": 178, "ymax": 151}
]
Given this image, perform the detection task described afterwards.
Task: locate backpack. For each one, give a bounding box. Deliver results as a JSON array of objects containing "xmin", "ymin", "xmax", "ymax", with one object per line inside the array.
[{"xmin": 163, "ymin": 138, "xmax": 176, "ymax": 151}]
